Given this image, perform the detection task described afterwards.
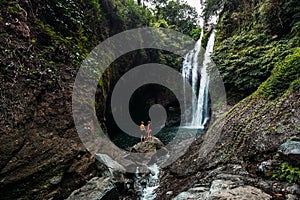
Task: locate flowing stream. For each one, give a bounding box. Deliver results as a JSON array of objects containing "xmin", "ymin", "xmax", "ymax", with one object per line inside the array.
[
  {"xmin": 136, "ymin": 35, "xmax": 217, "ymax": 200},
  {"xmin": 140, "ymin": 164, "xmax": 160, "ymax": 200},
  {"xmin": 136, "ymin": 1, "xmax": 222, "ymax": 199},
  {"xmin": 134, "ymin": 164, "xmax": 160, "ymax": 200},
  {"xmin": 182, "ymin": 37, "xmax": 212, "ymax": 129}
]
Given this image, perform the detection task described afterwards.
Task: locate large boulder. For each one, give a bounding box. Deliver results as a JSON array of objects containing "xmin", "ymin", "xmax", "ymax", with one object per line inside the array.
[
  {"xmin": 278, "ymin": 141, "xmax": 300, "ymax": 165},
  {"xmin": 95, "ymin": 154, "xmax": 126, "ymax": 175},
  {"xmin": 65, "ymin": 177, "xmax": 119, "ymax": 200},
  {"xmin": 207, "ymin": 180, "xmax": 271, "ymax": 200},
  {"xmin": 94, "ymin": 154, "xmax": 126, "ymax": 191},
  {"xmin": 129, "ymin": 137, "xmax": 165, "ymax": 153}
]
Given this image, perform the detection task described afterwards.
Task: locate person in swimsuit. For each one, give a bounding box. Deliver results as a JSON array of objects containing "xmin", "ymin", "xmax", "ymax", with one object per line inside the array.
[
  {"xmin": 139, "ymin": 121, "xmax": 147, "ymax": 142},
  {"xmin": 147, "ymin": 120, "xmax": 152, "ymax": 141}
]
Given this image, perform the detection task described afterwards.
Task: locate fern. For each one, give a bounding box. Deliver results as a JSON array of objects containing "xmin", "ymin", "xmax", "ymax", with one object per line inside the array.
[{"xmin": 272, "ymin": 162, "xmax": 300, "ymax": 183}]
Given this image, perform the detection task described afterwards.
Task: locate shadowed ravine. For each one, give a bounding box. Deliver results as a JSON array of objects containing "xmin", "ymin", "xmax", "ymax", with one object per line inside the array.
[{"xmin": 0, "ymin": 0, "xmax": 299, "ymax": 200}]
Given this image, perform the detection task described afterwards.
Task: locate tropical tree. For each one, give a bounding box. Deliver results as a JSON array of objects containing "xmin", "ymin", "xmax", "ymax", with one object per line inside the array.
[{"xmin": 146, "ymin": 0, "xmax": 199, "ymax": 36}]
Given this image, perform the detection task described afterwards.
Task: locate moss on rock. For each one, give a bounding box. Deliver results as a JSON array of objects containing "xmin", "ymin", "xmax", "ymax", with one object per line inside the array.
[{"xmin": 257, "ymin": 47, "xmax": 300, "ymax": 99}]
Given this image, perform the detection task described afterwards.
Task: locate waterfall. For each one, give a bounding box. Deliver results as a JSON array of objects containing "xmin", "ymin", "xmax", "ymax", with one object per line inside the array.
[
  {"xmin": 191, "ymin": 29, "xmax": 216, "ymax": 128},
  {"xmin": 182, "ymin": 34, "xmax": 212, "ymax": 129},
  {"xmin": 182, "ymin": 39, "xmax": 202, "ymax": 124},
  {"xmin": 182, "ymin": 1, "xmax": 221, "ymax": 129},
  {"xmin": 182, "ymin": 0, "xmax": 205, "ymax": 128}
]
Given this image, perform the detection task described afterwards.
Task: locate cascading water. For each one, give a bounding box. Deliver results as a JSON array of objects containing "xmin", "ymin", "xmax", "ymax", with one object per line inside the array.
[
  {"xmin": 182, "ymin": 38, "xmax": 203, "ymax": 125},
  {"xmin": 141, "ymin": 164, "xmax": 160, "ymax": 200},
  {"xmin": 182, "ymin": 1, "xmax": 205, "ymax": 127},
  {"xmin": 192, "ymin": 29, "xmax": 216, "ymax": 128},
  {"xmin": 134, "ymin": 164, "xmax": 160, "ymax": 200},
  {"xmin": 134, "ymin": 1, "xmax": 222, "ymax": 199},
  {"xmin": 182, "ymin": 1, "xmax": 220, "ymax": 129}
]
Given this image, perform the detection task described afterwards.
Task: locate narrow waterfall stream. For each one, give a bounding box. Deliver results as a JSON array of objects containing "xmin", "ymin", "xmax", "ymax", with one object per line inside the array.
[
  {"xmin": 140, "ymin": 164, "xmax": 160, "ymax": 200},
  {"xmin": 134, "ymin": 164, "xmax": 160, "ymax": 200}
]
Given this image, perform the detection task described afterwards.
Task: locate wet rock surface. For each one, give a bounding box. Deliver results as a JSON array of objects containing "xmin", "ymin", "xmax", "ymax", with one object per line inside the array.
[
  {"xmin": 66, "ymin": 177, "xmax": 119, "ymax": 200},
  {"xmin": 69, "ymin": 138, "xmax": 166, "ymax": 200},
  {"xmin": 156, "ymin": 91, "xmax": 300, "ymax": 199},
  {"xmin": 0, "ymin": 80, "xmax": 104, "ymax": 200},
  {"xmin": 0, "ymin": 1, "xmax": 112, "ymax": 199},
  {"xmin": 278, "ymin": 141, "xmax": 300, "ymax": 165},
  {"xmin": 258, "ymin": 160, "xmax": 280, "ymax": 178}
]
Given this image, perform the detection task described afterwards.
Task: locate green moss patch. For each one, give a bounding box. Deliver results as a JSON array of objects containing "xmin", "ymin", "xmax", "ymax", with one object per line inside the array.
[{"xmin": 257, "ymin": 47, "xmax": 300, "ymax": 99}]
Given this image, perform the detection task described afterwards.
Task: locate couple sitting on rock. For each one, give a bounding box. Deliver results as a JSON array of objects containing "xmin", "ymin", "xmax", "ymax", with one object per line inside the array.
[{"xmin": 139, "ymin": 121, "xmax": 152, "ymax": 143}]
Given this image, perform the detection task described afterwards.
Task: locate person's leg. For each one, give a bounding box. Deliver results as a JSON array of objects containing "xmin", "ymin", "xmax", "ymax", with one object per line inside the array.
[{"xmin": 148, "ymin": 131, "xmax": 152, "ymax": 141}]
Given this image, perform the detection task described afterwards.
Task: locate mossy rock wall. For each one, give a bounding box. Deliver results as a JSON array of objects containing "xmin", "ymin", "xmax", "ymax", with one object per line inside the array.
[
  {"xmin": 211, "ymin": 0, "xmax": 300, "ymax": 104},
  {"xmin": 0, "ymin": 0, "xmax": 155, "ymax": 199}
]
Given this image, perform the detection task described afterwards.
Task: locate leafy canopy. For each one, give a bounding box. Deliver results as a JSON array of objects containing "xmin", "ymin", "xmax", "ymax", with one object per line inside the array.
[{"xmin": 146, "ymin": 0, "xmax": 200, "ymax": 37}]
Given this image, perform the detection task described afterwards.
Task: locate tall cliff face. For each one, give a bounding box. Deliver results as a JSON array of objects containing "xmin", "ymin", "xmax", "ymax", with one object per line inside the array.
[
  {"xmin": 156, "ymin": 0, "xmax": 300, "ymax": 199},
  {"xmin": 0, "ymin": 0, "xmax": 153, "ymax": 199}
]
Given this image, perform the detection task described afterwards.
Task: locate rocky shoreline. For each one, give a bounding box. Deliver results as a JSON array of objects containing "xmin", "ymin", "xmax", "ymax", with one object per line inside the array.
[
  {"xmin": 63, "ymin": 131, "xmax": 300, "ymax": 200},
  {"xmin": 65, "ymin": 137, "xmax": 166, "ymax": 200}
]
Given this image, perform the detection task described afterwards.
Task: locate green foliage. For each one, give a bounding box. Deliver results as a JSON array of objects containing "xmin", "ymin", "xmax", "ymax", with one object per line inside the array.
[
  {"xmin": 255, "ymin": 0, "xmax": 300, "ymax": 36},
  {"xmin": 118, "ymin": 0, "xmax": 154, "ymax": 29},
  {"xmin": 213, "ymin": 32, "xmax": 296, "ymax": 103},
  {"xmin": 152, "ymin": 19, "xmax": 169, "ymax": 28},
  {"xmin": 1, "ymin": 0, "xmax": 155, "ymax": 89},
  {"xmin": 272, "ymin": 162, "xmax": 300, "ymax": 183},
  {"xmin": 257, "ymin": 47, "xmax": 300, "ymax": 99},
  {"xmin": 259, "ymin": 0, "xmax": 285, "ymax": 36},
  {"xmin": 34, "ymin": 19, "xmax": 65, "ymax": 42},
  {"xmin": 202, "ymin": 28, "xmax": 212, "ymax": 49},
  {"xmin": 290, "ymin": 79, "xmax": 300, "ymax": 92},
  {"xmin": 8, "ymin": 2, "xmax": 24, "ymax": 14},
  {"xmin": 203, "ymin": 0, "xmax": 224, "ymax": 21},
  {"xmin": 160, "ymin": 0, "xmax": 198, "ymax": 35},
  {"xmin": 190, "ymin": 28, "xmax": 201, "ymax": 40},
  {"xmin": 0, "ymin": 1, "xmax": 25, "ymax": 18},
  {"xmin": 283, "ymin": 0, "xmax": 300, "ymax": 37},
  {"xmin": 146, "ymin": 0, "xmax": 199, "ymax": 37},
  {"xmin": 214, "ymin": 0, "xmax": 300, "ymax": 39},
  {"xmin": 159, "ymin": 51, "xmax": 183, "ymax": 71},
  {"xmin": 213, "ymin": 0, "xmax": 300, "ymax": 103}
]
